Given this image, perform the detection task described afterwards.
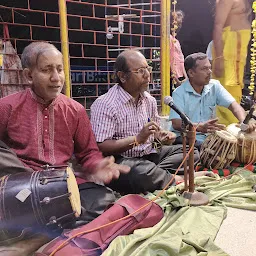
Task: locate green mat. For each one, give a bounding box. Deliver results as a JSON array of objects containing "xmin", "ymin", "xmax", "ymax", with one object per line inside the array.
[{"xmin": 103, "ymin": 171, "xmax": 256, "ymax": 256}]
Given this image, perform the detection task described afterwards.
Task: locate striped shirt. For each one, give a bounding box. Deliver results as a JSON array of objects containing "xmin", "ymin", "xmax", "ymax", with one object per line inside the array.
[{"xmin": 90, "ymin": 84, "xmax": 160, "ymax": 157}]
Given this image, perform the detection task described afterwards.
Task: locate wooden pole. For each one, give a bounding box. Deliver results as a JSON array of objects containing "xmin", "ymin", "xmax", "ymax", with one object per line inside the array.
[
  {"xmin": 160, "ymin": 0, "xmax": 171, "ymax": 115},
  {"xmin": 58, "ymin": 0, "xmax": 71, "ymax": 97}
]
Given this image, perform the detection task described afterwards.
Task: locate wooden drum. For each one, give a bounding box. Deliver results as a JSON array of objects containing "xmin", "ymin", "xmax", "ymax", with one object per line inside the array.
[
  {"xmin": 0, "ymin": 167, "xmax": 81, "ymax": 245},
  {"xmin": 200, "ymin": 130, "xmax": 237, "ymax": 169},
  {"xmin": 227, "ymin": 123, "xmax": 256, "ymax": 164}
]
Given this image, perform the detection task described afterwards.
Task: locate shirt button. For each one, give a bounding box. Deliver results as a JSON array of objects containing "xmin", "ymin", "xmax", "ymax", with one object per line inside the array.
[
  {"xmin": 45, "ymin": 116, "xmax": 48, "ymax": 119},
  {"xmin": 45, "ymin": 108, "xmax": 48, "ymax": 111},
  {"xmin": 45, "ymin": 129, "xmax": 48, "ymax": 132}
]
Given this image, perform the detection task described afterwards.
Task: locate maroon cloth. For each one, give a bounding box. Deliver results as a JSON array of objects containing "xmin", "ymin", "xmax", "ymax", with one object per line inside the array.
[
  {"xmin": 35, "ymin": 194, "xmax": 164, "ymax": 256},
  {"xmin": 0, "ymin": 88, "xmax": 103, "ymax": 174}
]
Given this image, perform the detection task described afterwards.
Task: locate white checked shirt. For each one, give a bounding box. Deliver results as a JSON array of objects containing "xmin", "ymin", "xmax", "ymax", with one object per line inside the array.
[{"xmin": 90, "ymin": 84, "xmax": 160, "ymax": 157}]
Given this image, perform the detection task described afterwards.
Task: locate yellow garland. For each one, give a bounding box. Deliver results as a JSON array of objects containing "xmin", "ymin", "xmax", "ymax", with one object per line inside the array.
[
  {"xmin": 171, "ymin": 0, "xmax": 178, "ymax": 86},
  {"xmin": 249, "ymin": 1, "xmax": 256, "ymax": 95}
]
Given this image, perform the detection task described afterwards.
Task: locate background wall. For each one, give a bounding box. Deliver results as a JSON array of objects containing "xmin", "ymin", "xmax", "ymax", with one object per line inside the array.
[{"xmin": 3, "ymin": 0, "xmax": 246, "ymax": 112}]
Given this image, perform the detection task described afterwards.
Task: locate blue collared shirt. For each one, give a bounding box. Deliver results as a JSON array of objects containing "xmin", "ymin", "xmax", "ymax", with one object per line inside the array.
[{"xmin": 169, "ymin": 79, "xmax": 235, "ymax": 142}]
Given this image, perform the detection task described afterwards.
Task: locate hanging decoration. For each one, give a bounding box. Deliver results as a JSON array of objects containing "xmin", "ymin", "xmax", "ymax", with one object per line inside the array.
[
  {"xmin": 170, "ymin": 0, "xmax": 178, "ymax": 87},
  {"xmin": 249, "ymin": 1, "xmax": 256, "ymax": 96}
]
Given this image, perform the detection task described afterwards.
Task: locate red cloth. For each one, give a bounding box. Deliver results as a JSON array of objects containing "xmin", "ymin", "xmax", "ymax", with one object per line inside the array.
[{"xmin": 0, "ymin": 88, "xmax": 103, "ymax": 174}]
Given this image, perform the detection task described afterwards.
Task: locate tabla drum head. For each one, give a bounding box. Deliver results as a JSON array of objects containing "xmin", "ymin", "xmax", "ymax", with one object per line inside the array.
[
  {"xmin": 215, "ymin": 130, "xmax": 237, "ymax": 143},
  {"xmin": 66, "ymin": 167, "xmax": 81, "ymax": 217}
]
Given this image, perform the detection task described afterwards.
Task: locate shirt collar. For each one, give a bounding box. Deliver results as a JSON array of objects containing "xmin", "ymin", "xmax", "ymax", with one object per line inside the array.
[
  {"xmin": 117, "ymin": 84, "xmax": 148, "ymax": 104},
  {"xmin": 29, "ymin": 88, "xmax": 60, "ymax": 106},
  {"xmin": 184, "ymin": 79, "xmax": 213, "ymax": 96}
]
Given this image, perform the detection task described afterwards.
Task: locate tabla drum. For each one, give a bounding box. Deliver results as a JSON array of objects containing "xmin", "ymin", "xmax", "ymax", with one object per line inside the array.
[
  {"xmin": 227, "ymin": 123, "xmax": 256, "ymax": 164},
  {"xmin": 200, "ymin": 130, "xmax": 237, "ymax": 169},
  {"xmin": 0, "ymin": 167, "xmax": 81, "ymax": 245}
]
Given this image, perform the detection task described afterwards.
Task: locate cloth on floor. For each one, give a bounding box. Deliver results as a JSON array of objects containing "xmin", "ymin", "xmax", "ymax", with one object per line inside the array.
[
  {"xmin": 196, "ymin": 170, "xmax": 256, "ymax": 211},
  {"xmin": 103, "ymin": 171, "xmax": 256, "ymax": 256}
]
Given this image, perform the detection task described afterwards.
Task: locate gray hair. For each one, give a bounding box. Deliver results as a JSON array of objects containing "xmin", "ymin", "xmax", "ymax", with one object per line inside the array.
[{"xmin": 21, "ymin": 42, "xmax": 60, "ymax": 69}]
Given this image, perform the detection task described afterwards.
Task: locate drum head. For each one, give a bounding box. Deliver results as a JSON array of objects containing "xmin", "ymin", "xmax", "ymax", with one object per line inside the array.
[
  {"xmin": 215, "ymin": 130, "xmax": 237, "ymax": 143},
  {"xmin": 66, "ymin": 167, "xmax": 81, "ymax": 217},
  {"xmin": 227, "ymin": 123, "xmax": 256, "ymax": 139}
]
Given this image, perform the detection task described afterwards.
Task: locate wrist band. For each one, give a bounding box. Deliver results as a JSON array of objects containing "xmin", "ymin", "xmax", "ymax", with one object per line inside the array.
[{"xmin": 129, "ymin": 136, "xmax": 140, "ymax": 147}]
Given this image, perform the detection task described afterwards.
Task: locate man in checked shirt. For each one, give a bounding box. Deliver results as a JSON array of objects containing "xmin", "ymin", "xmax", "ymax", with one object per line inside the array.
[{"xmin": 90, "ymin": 50, "xmax": 202, "ymax": 194}]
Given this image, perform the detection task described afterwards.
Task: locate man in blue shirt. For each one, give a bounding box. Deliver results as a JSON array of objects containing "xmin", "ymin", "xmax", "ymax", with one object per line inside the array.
[{"xmin": 170, "ymin": 52, "xmax": 255, "ymax": 148}]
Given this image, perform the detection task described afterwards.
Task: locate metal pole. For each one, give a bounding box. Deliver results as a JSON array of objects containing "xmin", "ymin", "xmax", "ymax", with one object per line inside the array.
[
  {"xmin": 160, "ymin": 0, "xmax": 171, "ymax": 115},
  {"xmin": 58, "ymin": 0, "xmax": 71, "ymax": 98}
]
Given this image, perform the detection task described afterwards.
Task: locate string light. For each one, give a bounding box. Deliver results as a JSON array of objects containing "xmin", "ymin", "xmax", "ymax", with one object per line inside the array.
[
  {"xmin": 249, "ymin": 1, "xmax": 256, "ymax": 96},
  {"xmin": 171, "ymin": 0, "xmax": 178, "ymax": 86}
]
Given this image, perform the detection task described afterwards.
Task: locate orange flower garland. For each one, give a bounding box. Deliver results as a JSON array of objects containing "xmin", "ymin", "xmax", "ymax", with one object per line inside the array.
[
  {"xmin": 249, "ymin": 1, "xmax": 256, "ymax": 96},
  {"xmin": 171, "ymin": 1, "xmax": 178, "ymax": 86}
]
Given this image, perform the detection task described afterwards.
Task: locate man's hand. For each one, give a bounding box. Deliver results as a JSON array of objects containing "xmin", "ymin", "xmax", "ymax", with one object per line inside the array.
[
  {"xmin": 213, "ymin": 57, "xmax": 224, "ymax": 77},
  {"xmin": 239, "ymin": 122, "xmax": 256, "ymax": 133},
  {"xmin": 137, "ymin": 121, "xmax": 160, "ymax": 144},
  {"xmin": 155, "ymin": 130, "xmax": 176, "ymax": 145},
  {"xmin": 197, "ymin": 118, "xmax": 226, "ymax": 133},
  {"xmin": 79, "ymin": 156, "xmax": 130, "ymax": 185}
]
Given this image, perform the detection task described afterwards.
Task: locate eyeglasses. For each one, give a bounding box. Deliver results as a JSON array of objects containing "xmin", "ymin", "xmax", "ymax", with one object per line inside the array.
[{"xmin": 128, "ymin": 66, "xmax": 153, "ymax": 76}]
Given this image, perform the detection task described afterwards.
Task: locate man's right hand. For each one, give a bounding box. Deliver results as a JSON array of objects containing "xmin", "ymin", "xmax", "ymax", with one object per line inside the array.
[
  {"xmin": 76, "ymin": 156, "xmax": 130, "ymax": 185},
  {"xmin": 136, "ymin": 121, "xmax": 160, "ymax": 144},
  {"xmin": 197, "ymin": 118, "xmax": 226, "ymax": 133}
]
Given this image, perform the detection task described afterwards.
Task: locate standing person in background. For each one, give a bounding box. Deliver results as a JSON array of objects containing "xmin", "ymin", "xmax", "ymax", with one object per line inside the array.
[
  {"xmin": 212, "ymin": 0, "xmax": 253, "ymax": 125},
  {"xmin": 170, "ymin": 10, "xmax": 187, "ymax": 94}
]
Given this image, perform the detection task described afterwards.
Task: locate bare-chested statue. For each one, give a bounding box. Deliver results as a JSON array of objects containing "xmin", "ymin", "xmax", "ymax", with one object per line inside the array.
[{"xmin": 212, "ymin": 0, "xmax": 253, "ymax": 125}]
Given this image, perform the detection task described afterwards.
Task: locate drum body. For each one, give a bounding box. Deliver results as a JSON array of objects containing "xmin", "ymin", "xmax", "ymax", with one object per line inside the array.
[
  {"xmin": 227, "ymin": 123, "xmax": 256, "ymax": 164},
  {"xmin": 200, "ymin": 130, "xmax": 237, "ymax": 169},
  {"xmin": 0, "ymin": 167, "xmax": 81, "ymax": 244}
]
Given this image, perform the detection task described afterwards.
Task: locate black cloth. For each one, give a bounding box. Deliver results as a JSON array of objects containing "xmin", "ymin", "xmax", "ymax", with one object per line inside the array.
[
  {"xmin": 170, "ymin": 76, "xmax": 185, "ymax": 96},
  {"xmin": 0, "ymin": 141, "xmax": 32, "ymax": 176},
  {"xmin": 109, "ymin": 144, "xmax": 199, "ymax": 194}
]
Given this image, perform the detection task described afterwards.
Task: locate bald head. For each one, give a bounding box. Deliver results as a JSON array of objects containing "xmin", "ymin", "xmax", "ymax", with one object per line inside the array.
[
  {"xmin": 114, "ymin": 49, "xmax": 144, "ymax": 84},
  {"xmin": 21, "ymin": 42, "xmax": 61, "ymax": 69}
]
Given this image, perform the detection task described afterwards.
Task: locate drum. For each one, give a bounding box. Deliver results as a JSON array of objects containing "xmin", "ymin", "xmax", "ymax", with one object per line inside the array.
[
  {"xmin": 200, "ymin": 130, "xmax": 237, "ymax": 169},
  {"xmin": 0, "ymin": 167, "xmax": 81, "ymax": 245},
  {"xmin": 227, "ymin": 123, "xmax": 256, "ymax": 164}
]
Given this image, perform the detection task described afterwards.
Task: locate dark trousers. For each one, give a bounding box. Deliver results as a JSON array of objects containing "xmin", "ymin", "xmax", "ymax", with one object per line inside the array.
[
  {"xmin": 109, "ymin": 144, "xmax": 199, "ymax": 194},
  {"xmin": 0, "ymin": 141, "xmax": 115, "ymax": 228}
]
